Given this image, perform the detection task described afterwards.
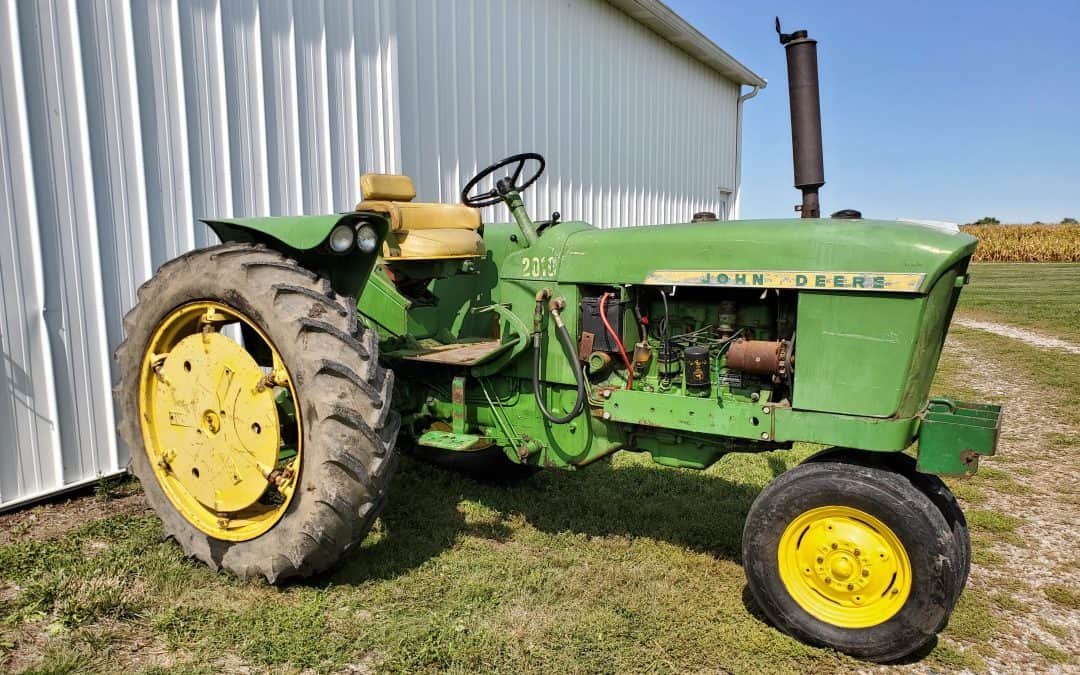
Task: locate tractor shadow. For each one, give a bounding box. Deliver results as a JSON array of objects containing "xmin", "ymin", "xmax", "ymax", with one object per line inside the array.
[{"xmin": 326, "ymin": 452, "xmax": 789, "ymax": 587}]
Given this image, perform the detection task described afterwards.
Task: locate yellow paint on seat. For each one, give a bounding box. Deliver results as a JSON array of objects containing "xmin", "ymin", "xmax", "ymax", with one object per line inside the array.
[{"xmin": 357, "ymin": 172, "xmax": 483, "ymax": 259}]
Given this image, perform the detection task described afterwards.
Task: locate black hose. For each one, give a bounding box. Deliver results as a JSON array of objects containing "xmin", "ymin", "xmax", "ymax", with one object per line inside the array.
[{"xmin": 533, "ymin": 302, "xmax": 587, "ymax": 424}]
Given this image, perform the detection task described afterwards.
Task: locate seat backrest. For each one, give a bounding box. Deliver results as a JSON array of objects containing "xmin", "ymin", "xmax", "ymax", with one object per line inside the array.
[{"xmin": 360, "ymin": 173, "xmax": 416, "ymax": 202}]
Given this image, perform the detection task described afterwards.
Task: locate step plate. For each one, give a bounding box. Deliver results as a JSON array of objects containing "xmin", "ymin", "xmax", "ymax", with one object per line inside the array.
[
  {"xmin": 399, "ymin": 339, "xmax": 502, "ymax": 366},
  {"xmin": 417, "ymin": 430, "xmax": 488, "ymax": 451}
]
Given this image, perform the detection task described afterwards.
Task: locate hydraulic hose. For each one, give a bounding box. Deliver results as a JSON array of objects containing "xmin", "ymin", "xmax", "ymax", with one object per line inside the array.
[{"xmin": 532, "ymin": 292, "xmax": 587, "ymax": 423}]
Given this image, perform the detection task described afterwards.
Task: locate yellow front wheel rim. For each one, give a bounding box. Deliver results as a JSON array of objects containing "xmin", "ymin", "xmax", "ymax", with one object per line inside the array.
[
  {"xmin": 138, "ymin": 301, "xmax": 302, "ymax": 541},
  {"xmin": 778, "ymin": 505, "xmax": 912, "ymax": 628}
]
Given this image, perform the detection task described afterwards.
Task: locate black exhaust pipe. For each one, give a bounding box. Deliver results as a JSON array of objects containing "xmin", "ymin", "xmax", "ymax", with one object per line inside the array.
[{"xmin": 777, "ymin": 18, "xmax": 824, "ymax": 218}]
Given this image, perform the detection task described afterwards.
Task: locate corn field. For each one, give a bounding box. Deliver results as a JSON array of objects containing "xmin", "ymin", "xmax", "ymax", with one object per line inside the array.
[{"xmin": 961, "ymin": 224, "xmax": 1080, "ymax": 262}]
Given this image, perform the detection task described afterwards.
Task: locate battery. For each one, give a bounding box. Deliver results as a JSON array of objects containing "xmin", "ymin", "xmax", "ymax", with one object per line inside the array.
[{"xmin": 580, "ymin": 296, "xmax": 626, "ymax": 353}]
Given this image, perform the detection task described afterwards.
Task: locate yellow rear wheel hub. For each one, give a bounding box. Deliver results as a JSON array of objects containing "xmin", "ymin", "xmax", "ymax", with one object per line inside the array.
[
  {"xmin": 778, "ymin": 505, "xmax": 912, "ymax": 628},
  {"xmin": 139, "ymin": 302, "xmax": 301, "ymax": 541}
]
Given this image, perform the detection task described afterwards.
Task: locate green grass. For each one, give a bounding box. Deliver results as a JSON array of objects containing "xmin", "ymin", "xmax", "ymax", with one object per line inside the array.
[
  {"xmin": 1043, "ymin": 584, "xmax": 1080, "ymax": 610},
  {"xmin": 948, "ymin": 325, "xmax": 1080, "ymax": 427},
  {"xmin": 946, "ymin": 589, "xmax": 999, "ymax": 641},
  {"xmin": 3, "ymin": 450, "xmax": 864, "ymax": 674},
  {"xmin": 1038, "ymin": 619, "xmax": 1071, "ymax": 640},
  {"xmin": 960, "ymin": 263, "xmax": 1080, "ymax": 341},
  {"xmin": 6, "ymin": 265, "xmax": 1079, "ymax": 673},
  {"xmin": 1028, "ymin": 640, "xmax": 1075, "ymax": 665}
]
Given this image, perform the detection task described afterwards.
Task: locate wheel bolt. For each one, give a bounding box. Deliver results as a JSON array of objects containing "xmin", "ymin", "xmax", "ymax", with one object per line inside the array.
[
  {"xmin": 816, "ymin": 556, "xmax": 824, "ymax": 564},
  {"xmin": 831, "ymin": 543, "xmax": 838, "ymax": 550},
  {"xmin": 862, "ymin": 569, "xmax": 869, "ymax": 577},
  {"xmin": 847, "ymin": 583, "xmax": 854, "ymax": 591},
  {"xmin": 824, "ymin": 577, "xmax": 831, "ymax": 584},
  {"xmin": 853, "ymin": 548, "xmax": 861, "ymax": 556}
]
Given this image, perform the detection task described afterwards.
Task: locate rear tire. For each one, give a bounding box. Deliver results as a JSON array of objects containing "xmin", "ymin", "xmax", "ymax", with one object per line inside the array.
[
  {"xmin": 116, "ymin": 243, "xmax": 399, "ymax": 583},
  {"xmin": 742, "ymin": 461, "xmax": 960, "ymax": 662}
]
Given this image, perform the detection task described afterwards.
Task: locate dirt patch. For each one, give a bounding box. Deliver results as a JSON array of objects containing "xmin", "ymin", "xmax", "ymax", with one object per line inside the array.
[
  {"xmin": 938, "ymin": 335, "xmax": 1080, "ymax": 669},
  {"xmin": 953, "ymin": 317, "xmax": 1080, "ymax": 355},
  {"xmin": 0, "ymin": 482, "xmax": 148, "ymax": 546}
]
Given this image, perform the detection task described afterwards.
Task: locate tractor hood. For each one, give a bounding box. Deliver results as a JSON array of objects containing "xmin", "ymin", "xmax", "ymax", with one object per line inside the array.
[{"xmin": 556, "ymin": 218, "xmax": 977, "ymax": 294}]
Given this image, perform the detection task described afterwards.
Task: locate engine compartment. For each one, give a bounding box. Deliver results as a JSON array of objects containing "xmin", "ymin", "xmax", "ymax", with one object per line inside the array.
[{"xmin": 580, "ymin": 285, "xmax": 797, "ymax": 407}]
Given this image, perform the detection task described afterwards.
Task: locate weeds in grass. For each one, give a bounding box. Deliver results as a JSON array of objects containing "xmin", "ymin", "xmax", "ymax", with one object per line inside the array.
[
  {"xmin": 990, "ymin": 592, "xmax": 1022, "ymax": 612},
  {"xmin": 1043, "ymin": 584, "xmax": 1080, "ymax": 610},
  {"xmin": 1038, "ymin": 619, "xmax": 1070, "ymax": 640},
  {"xmin": 947, "ymin": 480, "xmax": 987, "ymax": 505},
  {"xmin": 1028, "ymin": 640, "xmax": 1075, "ymax": 665},
  {"xmin": 946, "ymin": 589, "xmax": 999, "ymax": 641},
  {"xmin": 927, "ymin": 641, "xmax": 987, "ymax": 672},
  {"xmin": 966, "ymin": 509, "xmax": 1021, "ymax": 535}
]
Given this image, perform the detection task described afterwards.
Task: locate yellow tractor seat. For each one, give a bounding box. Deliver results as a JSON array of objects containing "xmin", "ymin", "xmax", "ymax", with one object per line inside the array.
[{"xmin": 356, "ymin": 173, "xmax": 484, "ymax": 260}]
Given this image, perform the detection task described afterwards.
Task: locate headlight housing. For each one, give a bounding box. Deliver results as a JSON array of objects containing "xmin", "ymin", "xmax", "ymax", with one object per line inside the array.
[
  {"xmin": 327, "ymin": 223, "xmax": 356, "ymax": 253},
  {"xmin": 356, "ymin": 224, "xmax": 379, "ymax": 254}
]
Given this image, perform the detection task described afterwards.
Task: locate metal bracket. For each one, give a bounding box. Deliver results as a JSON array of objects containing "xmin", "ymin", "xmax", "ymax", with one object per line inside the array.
[{"xmin": 451, "ymin": 376, "xmax": 467, "ymax": 434}]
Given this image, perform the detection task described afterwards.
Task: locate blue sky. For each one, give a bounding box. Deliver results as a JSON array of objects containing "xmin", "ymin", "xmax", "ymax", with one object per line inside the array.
[{"xmin": 666, "ymin": 0, "xmax": 1080, "ymax": 223}]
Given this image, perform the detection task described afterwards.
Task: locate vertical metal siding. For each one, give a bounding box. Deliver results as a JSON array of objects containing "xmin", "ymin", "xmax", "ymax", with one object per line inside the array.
[
  {"xmin": 0, "ymin": 0, "xmax": 742, "ymax": 510},
  {"xmin": 393, "ymin": 0, "xmax": 740, "ymax": 226}
]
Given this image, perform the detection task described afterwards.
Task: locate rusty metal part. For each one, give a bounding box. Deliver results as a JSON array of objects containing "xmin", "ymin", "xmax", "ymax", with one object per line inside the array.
[
  {"xmin": 578, "ymin": 331, "xmax": 596, "ymax": 361},
  {"xmin": 727, "ymin": 339, "xmax": 792, "ymax": 382},
  {"xmin": 588, "ymin": 350, "xmax": 613, "ymax": 376},
  {"xmin": 777, "ymin": 19, "xmax": 824, "ymax": 218}
]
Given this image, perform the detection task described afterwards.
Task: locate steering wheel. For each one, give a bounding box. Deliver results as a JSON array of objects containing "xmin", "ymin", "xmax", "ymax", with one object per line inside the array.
[{"xmin": 461, "ymin": 152, "xmax": 545, "ymax": 208}]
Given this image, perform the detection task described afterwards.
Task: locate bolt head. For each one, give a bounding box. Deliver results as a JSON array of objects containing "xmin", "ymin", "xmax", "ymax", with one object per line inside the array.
[
  {"xmin": 862, "ymin": 569, "xmax": 870, "ymax": 577},
  {"xmin": 760, "ymin": 432, "xmax": 769, "ymax": 440},
  {"xmin": 602, "ymin": 411, "xmax": 611, "ymax": 420}
]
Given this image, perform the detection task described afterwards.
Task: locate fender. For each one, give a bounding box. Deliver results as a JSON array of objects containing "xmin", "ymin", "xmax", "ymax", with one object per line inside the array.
[{"xmin": 203, "ymin": 212, "xmax": 390, "ymax": 298}]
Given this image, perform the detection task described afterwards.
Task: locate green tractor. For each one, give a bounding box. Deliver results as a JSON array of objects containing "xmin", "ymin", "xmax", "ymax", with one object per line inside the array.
[{"xmin": 115, "ymin": 23, "xmax": 1000, "ymax": 663}]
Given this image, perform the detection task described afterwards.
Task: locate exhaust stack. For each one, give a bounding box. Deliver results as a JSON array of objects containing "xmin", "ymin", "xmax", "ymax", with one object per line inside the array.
[{"xmin": 777, "ymin": 18, "xmax": 824, "ymax": 218}]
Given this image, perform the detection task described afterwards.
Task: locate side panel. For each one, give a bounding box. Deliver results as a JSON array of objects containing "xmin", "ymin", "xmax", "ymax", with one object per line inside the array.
[{"xmin": 793, "ymin": 292, "xmax": 925, "ymax": 417}]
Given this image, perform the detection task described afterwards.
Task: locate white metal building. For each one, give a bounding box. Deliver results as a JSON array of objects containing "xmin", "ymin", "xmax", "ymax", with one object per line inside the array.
[{"xmin": 0, "ymin": 0, "xmax": 764, "ymax": 510}]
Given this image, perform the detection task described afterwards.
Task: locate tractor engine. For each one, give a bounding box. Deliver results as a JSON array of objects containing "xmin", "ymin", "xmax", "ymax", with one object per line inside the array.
[{"xmin": 581, "ymin": 286, "xmax": 796, "ymax": 407}]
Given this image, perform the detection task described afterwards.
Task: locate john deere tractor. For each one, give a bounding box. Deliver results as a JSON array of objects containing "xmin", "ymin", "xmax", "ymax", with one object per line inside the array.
[{"xmin": 115, "ymin": 23, "xmax": 1000, "ymax": 662}]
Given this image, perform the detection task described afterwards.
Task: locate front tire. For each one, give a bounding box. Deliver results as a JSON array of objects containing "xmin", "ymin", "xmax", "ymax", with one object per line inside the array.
[
  {"xmin": 116, "ymin": 243, "xmax": 399, "ymax": 583},
  {"xmin": 742, "ymin": 461, "xmax": 960, "ymax": 662}
]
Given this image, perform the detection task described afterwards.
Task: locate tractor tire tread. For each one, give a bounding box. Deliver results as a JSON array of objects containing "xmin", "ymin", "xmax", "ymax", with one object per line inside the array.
[{"xmin": 114, "ymin": 243, "xmax": 398, "ymax": 584}]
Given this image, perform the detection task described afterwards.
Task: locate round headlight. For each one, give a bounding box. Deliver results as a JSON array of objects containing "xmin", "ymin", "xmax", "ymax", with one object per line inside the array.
[
  {"xmin": 328, "ymin": 223, "xmax": 356, "ymax": 253},
  {"xmin": 356, "ymin": 225, "xmax": 379, "ymax": 254}
]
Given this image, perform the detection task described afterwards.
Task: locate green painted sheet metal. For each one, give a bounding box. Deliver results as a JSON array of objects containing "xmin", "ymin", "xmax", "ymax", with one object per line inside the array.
[
  {"xmin": 603, "ymin": 388, "xmax": 774, "ymax": 440},
  {"xmin": 772, "ymin": 408, "xmax": 919, "ymax": 451},
  {"xmin": 792, "ymin": 291, "xmax": 923, "ymax": 417},
  {"xmin": 916, "ymin": 398, "xmax": 1002, "ymax": 475},
  {"xmin": 557, "ymin": 218, "xmax": 976, "ymax": 292},
  {"xmin": 204, "ymin": 214, "xmax": 352, "ymax": 250}
]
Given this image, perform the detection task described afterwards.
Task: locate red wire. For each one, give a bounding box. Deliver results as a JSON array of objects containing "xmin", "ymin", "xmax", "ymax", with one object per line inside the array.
[{"xmin": 599, "ymin": 292, "xmax": 634, "ymax": 390}]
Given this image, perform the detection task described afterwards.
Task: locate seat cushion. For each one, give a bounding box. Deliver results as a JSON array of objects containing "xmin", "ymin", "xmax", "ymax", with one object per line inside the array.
[
  {"xmin": 360, "ymin": 173, "xmax": 416, "ymax": 201},
  {"xmin": 396, "ymin": 202, "xmax": 481, "ymax": 231},
  {"xmin": 357, "ymin": 200, "xmax": 481, "ymax": 232},
  {"xmin": 385, "ymin": 228, "xmax": 485, "ymax": 260}
]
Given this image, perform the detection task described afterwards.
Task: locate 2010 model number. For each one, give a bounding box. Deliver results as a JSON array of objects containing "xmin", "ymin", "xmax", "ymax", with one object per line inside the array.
[{"xmin": 521, "ymin": 256, "xmax": 558, "ymax": 277}]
